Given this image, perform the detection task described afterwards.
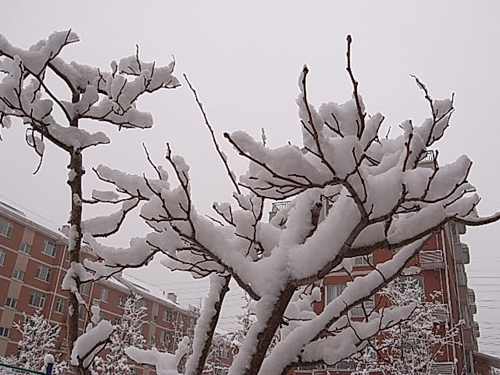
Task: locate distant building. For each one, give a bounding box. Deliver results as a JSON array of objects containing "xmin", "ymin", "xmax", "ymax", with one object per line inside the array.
[{"xmin": 0, "ymin": 199, "xmax": 200, "ymax": 374}]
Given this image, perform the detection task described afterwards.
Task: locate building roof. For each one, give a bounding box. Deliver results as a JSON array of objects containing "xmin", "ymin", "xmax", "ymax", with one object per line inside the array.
[{"xmin": 0, "ymin": 197, "xmax": 198, "ymax": 316}]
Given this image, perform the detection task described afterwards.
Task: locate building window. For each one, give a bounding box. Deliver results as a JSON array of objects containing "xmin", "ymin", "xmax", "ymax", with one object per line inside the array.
[
  {"xmin": 98, "ymin": 312, "xmax": 105, "ymax": 322},
  {"xmin": 0, "ymin": 219, "xmax": 13, "ymax": 238},
  {"xmin": 118, "ymin": 294, "xmax": 126, "ymax": 307},
  {"xmin": 0, "ymin": 248, "xmax": 5, "ymax": 266},
  {"xmin": 41, "ymin": 240, "xmax": 57, "ymax": 257},
  {"xmin": 351, "ymin": 296, "xmax": 375, "ymax": 317},
  {"xmin": 29, "ymin": 291, "xmax": 46, "ymax": 308},
  {"xmin": 5, "ymin": 297, "xmax": 17, "ymax": 309},
  {"xmin": 55, "ymin": 298, "xmax": 64, "ymax": 314},
  {"xmin": 115, "ymin": 317, "xmax": 122, "ymax": 325},
  {"xmin": 354, "ymin": 254, "xmax": 373, "ymax": 266},
  {"xmin": 0, "ymin": 326, "xmax": 10, "ymax": 338},
  {"xmin": 163, "ymin": 309, "xmax": 173, "ymax": 322},
  {"xmin": 81, "ymin": 283, "xmax": 90, "ymax": 295},
  {"xmin": 160, "ymin": 330, "xmax": 169, "ymax": 345},
  {"xmin": 12, "ymin": 269, "xmax": 25, "ymax": 281},
  {"xmin": 78, "ymin": 305, "xmax": 85, "ymax": 320},
  {"xmin": 100, "ymin": 288, "xmax": 109, "ymax": 302},
  {"xmin": 135, "ymin": 299, "xmax": 146, "ymax": 309},
  {"xmin": 326, "ymin": 283, "xmax": 374, "ymax": 317},
  {"xmin": 326, "ymin": 284, "xmax": 347, "ymax": 305},
  {"xmin": 148, "ymin": 336, "xmax": 155, "ymax": 346},
  {"xmin": 35, "ymin": 264, "xmax": 52, "ymax": 282},
  {"xmin": 215, "ymin": 346, "xmax": 229, "ymax": 358},
  {"xmin": 150, "ymin": 314, "xmax": 157, "ymax": 323},
  {"xmin": 19, "ymin": 242, "xmax": 31, "ymax": 254}
]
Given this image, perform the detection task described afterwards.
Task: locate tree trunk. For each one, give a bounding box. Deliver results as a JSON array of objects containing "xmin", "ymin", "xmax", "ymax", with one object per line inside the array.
[{"xmin": 67, "ymin": 148, "xmax": 88, "ymax": 375}]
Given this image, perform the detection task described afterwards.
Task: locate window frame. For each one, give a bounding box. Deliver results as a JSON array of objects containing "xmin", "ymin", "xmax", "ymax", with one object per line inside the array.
[
  {"xmin": 19, "ymin": 242, "xmax": 31, "ymax": 254},
  {"xmin": 326, "ymin": 284, "xmax": 347, "ymax": 305},
  {"xmin": 5, "ymin": 297, "xmax": 17, "ymax": 309},
  {"xmin": 0, "ymin": 219, "xmax": 13, "ymax": 238},
  {"xmin": 35, "ymin": 264, "xmax": 52, "ymax": 283},
  {"xmin": 55, "ymin": 298, "xmax": 64, "ymax": 314},
  {"xmin": 100, "ymin": 288, "xmax": 109, "ymax": 302},
  {"xmin": 41, "ymin": 239, "xmax": 57, "ymax": 257},
  {"xmin": 29, "ymin": 291, "xmax": 46, "ymax": 309},
  {"xmin": 326, "ymin": 283, "xmax": 375, "ymax": 317},
  {"xmin": 0, "ymin": 326, "xmax": 10, "ymax": 338},
  {"xmin": 0, "ymin": 248, "xmax": 5, "ymax": 266},
  {"xmin": 12, "ymin": 268, "xmax": 25, "ymax": 281},
  {"xmin": 78, "ymin": 305, "xmax": 85, "ymax": 320},
  {"xmin": 163, "ymin": 309, "xmax": 173, "ymax": 322},
  {"xmin": 81, "ymin": 282, "xmax": 90, "ymax": 295},
  {"xmin": 160, "ymin": 330, "xmax": 169, "ymax": 345}
]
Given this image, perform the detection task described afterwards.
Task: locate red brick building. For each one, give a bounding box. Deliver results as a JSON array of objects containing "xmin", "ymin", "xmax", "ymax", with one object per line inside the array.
[{"xmin": 0, "ymin": 199, "xmax": 200, "ymax": 374}]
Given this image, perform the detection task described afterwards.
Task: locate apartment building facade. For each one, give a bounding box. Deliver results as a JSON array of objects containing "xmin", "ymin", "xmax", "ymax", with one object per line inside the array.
[
  {"xmin": 0, "ymin": 199, "xmax": 201, "ymax": 374},
  {"xmin": 308, "ymin": 222, "xmax": 478, "ymax": 375}
]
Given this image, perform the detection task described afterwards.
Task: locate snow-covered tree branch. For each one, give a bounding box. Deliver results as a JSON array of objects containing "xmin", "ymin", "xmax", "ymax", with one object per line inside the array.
[
  {"xmin": 0, "ymin": 31, "xmax": 179, "ymax": 375},
  {"xmin": 80, "ymin": 35, "xmax": 499, "ymax": 375}
]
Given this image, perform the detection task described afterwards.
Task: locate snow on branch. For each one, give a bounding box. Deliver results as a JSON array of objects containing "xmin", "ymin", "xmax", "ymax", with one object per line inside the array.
[{"xmin": 0, "ymin": 30, "xmax": 179, "ymax": 155}]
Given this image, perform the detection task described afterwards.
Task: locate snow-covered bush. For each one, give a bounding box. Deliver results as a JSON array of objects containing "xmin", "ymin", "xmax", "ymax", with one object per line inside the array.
[
  {"xmin": 63, "ymin": 36, "xmax": 500, "ymax": 375},
  {"xmin": 0, "ymin": 310, "xmax": 67, "ymax": 374}
]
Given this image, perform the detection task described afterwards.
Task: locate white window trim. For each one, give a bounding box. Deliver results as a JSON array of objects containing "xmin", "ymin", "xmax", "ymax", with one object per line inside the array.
[
  {"xmin": 35, "ymin": 264, "xmax": 52, "ymax": 283},
  {"xmin": 0, "ymin": 219, "xmax": 13, "ymax": 238},
  {"xmin": 55, "ymin": 298, "xmax": 64, "ymax": 314},
  {"xmin": 41, "ymin": 240, "xmax": 57, "ymax": 257},
  {"xmin": 12, "ymin": 269, "xmax": 25, "ymax": 281},
  {"xmin": 5, "ymin": 297, "xmax": 17, "ymax": 309},
  {"xmin": 0, "ymin": 326, "xmax": 10, "ymax": 338},
  {"xmin": 28, "ymin": 291, "xmax": 46, "ymax": 309}
]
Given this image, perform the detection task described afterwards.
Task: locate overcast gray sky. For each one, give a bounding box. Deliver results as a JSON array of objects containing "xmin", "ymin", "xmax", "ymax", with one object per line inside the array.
[{"xmin": 1, "ymin": 0, "xmax": 499, "ymax": 352}]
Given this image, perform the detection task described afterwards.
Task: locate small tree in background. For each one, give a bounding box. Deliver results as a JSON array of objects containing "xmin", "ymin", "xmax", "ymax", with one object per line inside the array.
[
  {"xmin": 94, "ymin": 293, "xmax": 147, "ymax": 375},
  {"xmin": 0, "ymin": 310, "xmax": 67, "ymax": 374},
  {"xmin": 354, "ymin": 277, "xmax": 462, "ymax": 375},
  {"xmin": 0, "ymin": 31, "xmax": 179, "ymax": 374}
]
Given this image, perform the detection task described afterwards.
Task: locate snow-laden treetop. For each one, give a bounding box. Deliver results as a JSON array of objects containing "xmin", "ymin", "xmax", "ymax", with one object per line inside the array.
[{"xmin": 0, "ymin": 30, "xmax": 179, "ymax": 155}]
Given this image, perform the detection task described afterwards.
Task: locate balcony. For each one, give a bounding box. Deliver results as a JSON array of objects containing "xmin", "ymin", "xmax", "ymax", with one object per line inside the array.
[
  {"xmin": 455, "ymin": 243, "xmax": 471, "ymax": 264},
  {"xmin": 470, "ymin": 302, "xmax": 477, "ymax": 315},
  {"xmin": 430, "ymin": 362, "xmax": 455, "ymax": 375},
  {"xmin": 473, "ymin": 321, "xmax": 480, "ymax": 338},
  {"xmin": 419, "ymin": 250, "xmax": 444, "ymax": 269}
]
